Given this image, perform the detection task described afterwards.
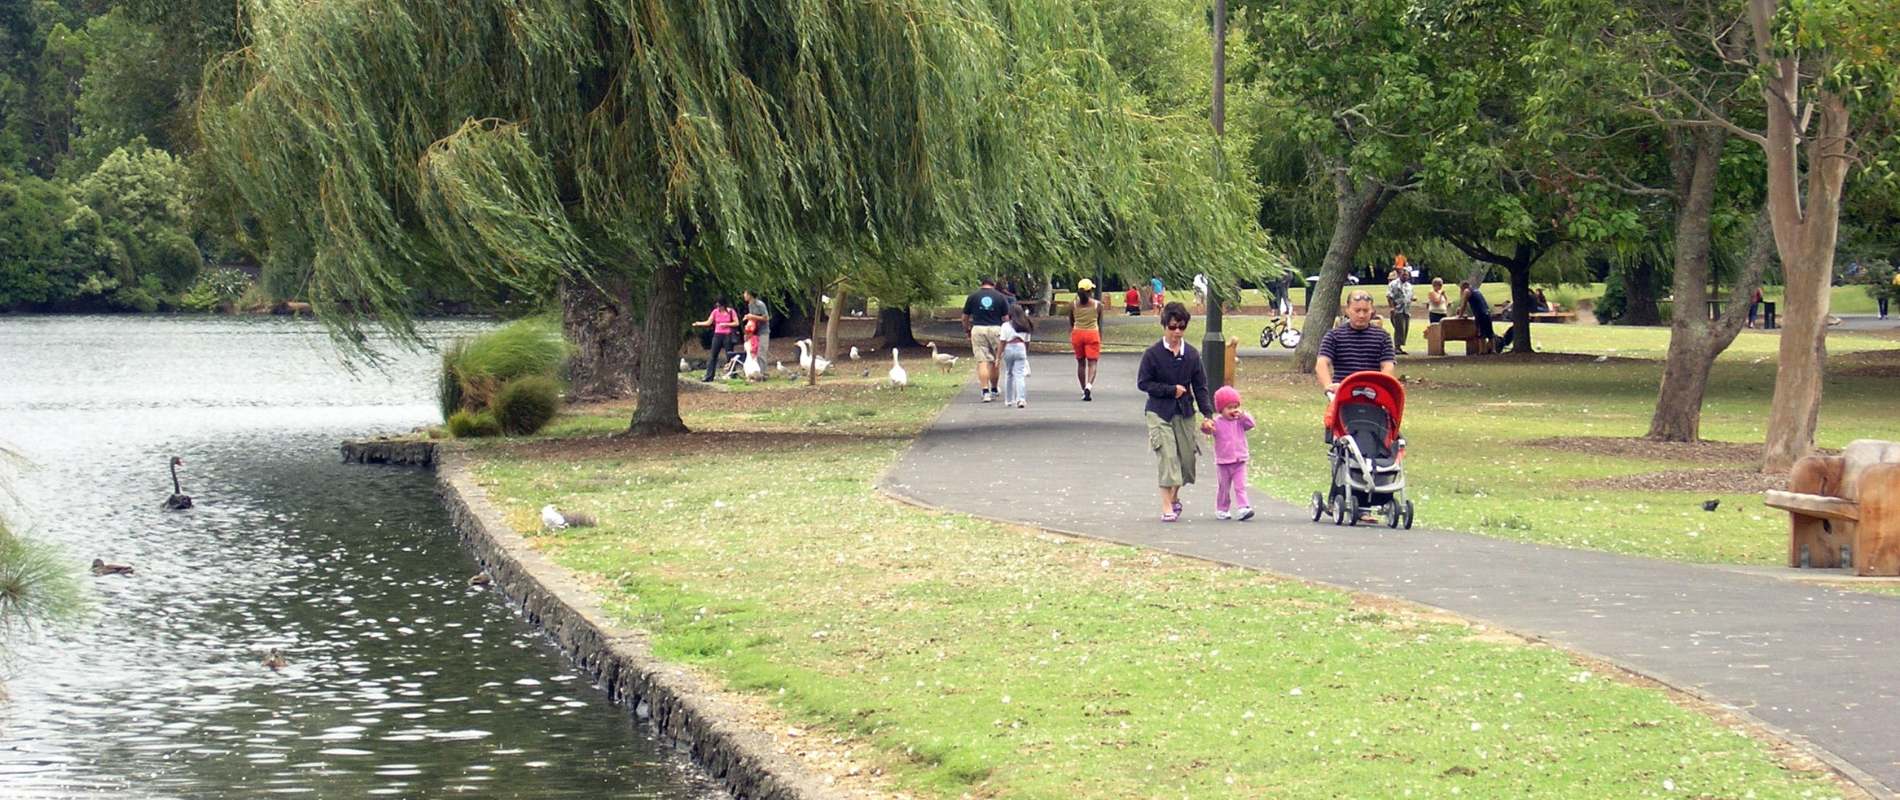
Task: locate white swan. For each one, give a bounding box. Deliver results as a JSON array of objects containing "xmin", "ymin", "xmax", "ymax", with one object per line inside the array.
[
  {"xmin": 796, "ymin": 339, "xmax": 830, "ymax": 377},
  {"xmin": 888, "ymin": 349, "xmax": 909, "ymax": 388}
]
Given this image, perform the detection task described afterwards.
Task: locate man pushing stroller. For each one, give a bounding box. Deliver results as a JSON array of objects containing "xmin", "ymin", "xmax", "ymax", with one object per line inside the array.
[{"xmin": 1314, "ymin": 290, "xmax": 1406, "ymax": 528}]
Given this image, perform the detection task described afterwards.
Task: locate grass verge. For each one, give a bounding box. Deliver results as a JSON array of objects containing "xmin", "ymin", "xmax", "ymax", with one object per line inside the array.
[{"xmin": 464, "ymin": 366, "xmax": 1847, "ymax": 798}]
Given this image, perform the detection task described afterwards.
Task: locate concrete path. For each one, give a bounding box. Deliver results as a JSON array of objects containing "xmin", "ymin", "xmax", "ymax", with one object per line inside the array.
[{"xmin": 883, "ymin": 352, "xmax": 1900, "ymax": 796}]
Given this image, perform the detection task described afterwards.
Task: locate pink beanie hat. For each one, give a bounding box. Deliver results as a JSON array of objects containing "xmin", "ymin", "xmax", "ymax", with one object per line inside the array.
[{"xmin": 1213, "ymin": 385, "xmax": 1241, "ymax": 411}]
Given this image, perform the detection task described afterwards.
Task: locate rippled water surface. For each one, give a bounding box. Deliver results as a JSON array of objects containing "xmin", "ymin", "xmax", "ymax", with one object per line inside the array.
[{"xmin": 0, "ymin": 316, "xmax": 719, "ymax": 799}]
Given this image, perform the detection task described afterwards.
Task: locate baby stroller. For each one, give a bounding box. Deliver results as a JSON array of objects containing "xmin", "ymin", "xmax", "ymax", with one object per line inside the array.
[{"xmin": 1310, "ymin": 371, "xmax": 1414, "ymax": 528}]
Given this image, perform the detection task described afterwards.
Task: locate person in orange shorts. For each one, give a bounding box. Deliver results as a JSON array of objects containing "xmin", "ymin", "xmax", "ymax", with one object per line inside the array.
[{"xmin": 1069, "ymin": 278, "xmax": 1104, "ymax": 401}]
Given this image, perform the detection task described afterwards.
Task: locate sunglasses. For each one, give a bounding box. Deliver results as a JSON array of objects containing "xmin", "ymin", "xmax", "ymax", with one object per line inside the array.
[{"xmin": 1165, "ymin": 323, "xmax": 1188, "ymax": 331}]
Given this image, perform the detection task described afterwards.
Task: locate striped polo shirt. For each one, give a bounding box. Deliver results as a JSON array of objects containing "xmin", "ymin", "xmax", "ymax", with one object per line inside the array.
[{"xmin": 1318, "ymin": 322, "xmax": 1395, "ymax": 376}]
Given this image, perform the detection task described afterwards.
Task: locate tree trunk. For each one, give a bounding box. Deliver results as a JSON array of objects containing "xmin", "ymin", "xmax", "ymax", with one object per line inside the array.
[
  {"xmin": 822, "ymin": 288, "xmax": 846, "ymax": 363},
  {"xmin": 875, "ymin": 304, "xmax": 920, "ymax": 349},
  {"xmin": 560, "ymin": 273, "xmax": 639, "ymax": 401},
  {"xmin": 1623, "ymin": 259, "xmax": 1663, "ymax": 325},
  {"xmin": 627, "ymin": 259, "xmax": 689, "ymax": 436},
  {"xmin": 1292, "ymin": 167, "xmax": 1398, "ymax": 372},
  {"xmin": 1758, "ymin": 58, "xmax": 1850, "ymax": 471},
  {"xmin": 1504, "ymin": 246, "xmax": 1535, "ymax": 353}
]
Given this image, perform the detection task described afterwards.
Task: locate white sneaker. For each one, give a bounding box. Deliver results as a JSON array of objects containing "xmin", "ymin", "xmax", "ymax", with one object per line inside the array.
[
  {"xmin": 1215, "ymin": 510, "xmax": 1232, "ymax": 520},
  {"xmin": 982, "ymin": 391, "xmax": 993, "ymax": 403},
  {"xmin": 1017, "ymin": 400, "xmax": 1026, "ymax": 408},
  {"xmin": 1237, "ymin": 507, "xmax": 1255, "ymax": 521}
]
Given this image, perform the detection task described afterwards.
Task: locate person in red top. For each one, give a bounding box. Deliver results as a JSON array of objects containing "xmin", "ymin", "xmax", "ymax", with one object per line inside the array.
[
  {"xmin": 1124, "ymin": 286, "xmax": 1141, "ymax": 316},
  {"xmin": 691, "ymin": 297, "xmax": 740, "ymax": 381}
]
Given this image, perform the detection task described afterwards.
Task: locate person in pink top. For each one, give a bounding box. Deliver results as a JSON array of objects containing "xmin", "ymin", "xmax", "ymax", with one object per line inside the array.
[
  {"xmin": 690, "ymin": 297, "xmax": 741, "ymax": 381},
  {"xmin": 1209, "ymin": 385, "xmax": 1255, "ymax": 521}
]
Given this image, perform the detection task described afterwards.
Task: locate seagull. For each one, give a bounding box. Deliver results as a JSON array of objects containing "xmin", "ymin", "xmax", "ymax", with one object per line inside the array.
[
  {"xmin": 849, "ymin": 346, "xmax": 861, "ymax": 360},
  {"xmin": 678, "ymin": 358, "xmax": 690, "ymax": 372},
  {"xmin": 541, "ymin": 504, "xmax": 567, "ymax": 531},
  {"xmin": 889, "ymin": 349, "xmax": 909, "ymax": 388}
]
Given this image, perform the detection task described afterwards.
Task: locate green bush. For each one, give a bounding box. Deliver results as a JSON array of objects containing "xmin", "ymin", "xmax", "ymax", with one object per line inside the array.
[
  {"xmin": 177, "ymin": 267, "xmax": 252, "ymax": 312},
  {"xmin": 446, "ymin": 409, "xmax": 502, "ymax": 438},
  {"xmin": 437, "ymin": 340, "xmax": 469, "ymax": 419},
  {"xmin": 442, "ymin": 318, "xmax": 566, "ymax": 411},
  {"xmin": 0, "ymin": 524, "xmax": 88, "ymax": 650},
  {"xmin": 493, "ymin": 376, "xmax": 561, "ymax": 435}
]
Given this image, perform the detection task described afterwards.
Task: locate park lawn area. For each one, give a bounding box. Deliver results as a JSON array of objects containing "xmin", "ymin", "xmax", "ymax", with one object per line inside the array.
[
  {"xmin": 462, "ymin": 372, "xmax": 1845, "ymax": 799},
  {"xmin": 1100, "ymin": 313, "xmax": 1896, "ymax": 360},
  {"xmin": 1003, "ymin": 281, "xmax": 1879, "ymax": 317},
  {"xmin": 1234, "ymin": 346, "xmax": 1900, "ymax": 565}
]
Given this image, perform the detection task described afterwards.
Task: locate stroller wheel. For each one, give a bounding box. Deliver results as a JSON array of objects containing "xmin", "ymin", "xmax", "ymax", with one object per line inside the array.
[
  {"xmin": 1344, "ymin": 494, "xmax": 1360, "ymax": 527},
  {"xmin": 1332, "ymin": 492, "xmax": 1346, "ymax": 525},
  {"xmin": 1402, "ymin": 500, "xmax": 1415, "ymax": 530},
  {"xmin": 1384, "ymin": 501, "xmax": 1400, "ymax": 529},
  {"xmin": 1310, "ymin": 492, "xmax": 1325, "ymax": 522}
]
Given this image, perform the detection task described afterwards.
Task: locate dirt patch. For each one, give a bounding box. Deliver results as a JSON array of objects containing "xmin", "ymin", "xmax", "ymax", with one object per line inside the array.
[
  {"xmin": 1575, "ymin": 468, "xmax": 1788, "ymax": 494},
  {"xmin": 1530, "ymin": 436, "xmax": 1766, "ymax": 465},
  {"xmin": 1443, "ymin": 352, "xmax": 1650, "ymax": 365},
  {"xmin": 1400, "ymin": 376, "xmax": 1483, "ymax": 390},
  {"xmin": 1834, "ymin": 348, "xmax": 1900, "ymax": 378}
]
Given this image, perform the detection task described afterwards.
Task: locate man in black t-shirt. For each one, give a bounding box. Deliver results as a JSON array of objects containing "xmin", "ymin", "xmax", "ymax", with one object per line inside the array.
[{"xmin": 962, "ymin": 277, "xmax": 1013, "ymax": 402}]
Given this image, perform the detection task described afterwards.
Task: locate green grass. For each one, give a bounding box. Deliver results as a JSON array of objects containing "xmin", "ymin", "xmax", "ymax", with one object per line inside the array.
[
  {"xmin": 1233, "ymin": 347, "xmax": 1900, "ymax": 565},
  {"xmin": 468, "ymin": 374, "xmax": 1845, "ymax": 798},
  {"xmin": 1012, "ymin": 281, "xmax": 1882, "ymax": 317}
]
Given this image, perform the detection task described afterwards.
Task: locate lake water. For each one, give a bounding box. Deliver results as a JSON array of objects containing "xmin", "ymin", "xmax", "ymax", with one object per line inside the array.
[{"xmin": 0, "ymin": 316, "xmax": 719, "ymax": 799}]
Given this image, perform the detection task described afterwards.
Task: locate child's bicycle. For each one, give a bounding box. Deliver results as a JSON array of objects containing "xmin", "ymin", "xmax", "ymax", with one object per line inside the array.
[{"xmin": 1259, "ymin": 315, "xmax": 1303, "ymax": 349}]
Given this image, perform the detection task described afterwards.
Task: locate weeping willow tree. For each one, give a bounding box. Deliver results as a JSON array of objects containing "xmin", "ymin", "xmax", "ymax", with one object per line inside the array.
[{"xmin": 199, "ymin": 0, "xmax": 1271, "ymax": 433}]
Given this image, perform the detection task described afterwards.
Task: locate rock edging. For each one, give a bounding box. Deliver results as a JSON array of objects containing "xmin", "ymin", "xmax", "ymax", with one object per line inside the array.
[
  {"xmin": 341, "ymin": 437, "xmax": 437, "ymax": 466},
  {"xmin": 427, "ymin": 445, "xmax": 845, "ymax": 800}
]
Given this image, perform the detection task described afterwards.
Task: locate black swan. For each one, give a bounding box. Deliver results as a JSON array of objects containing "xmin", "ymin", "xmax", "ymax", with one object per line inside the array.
[
  {"xmin": 163, "ymin": 456, "xmax": 193, "ymax": 510},
  {"xmin": 91, "ymin": 558, "xmax": 135, "ymax": 576}
]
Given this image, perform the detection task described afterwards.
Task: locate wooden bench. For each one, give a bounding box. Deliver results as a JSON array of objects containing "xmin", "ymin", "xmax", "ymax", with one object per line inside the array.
[
  {"xmin": 1764, "ymin": 439, "xmax": 1900, "ymax": 575},
  {"xmin": 1528, "ymin": 311, "xmax": 1577, "ymax": 324},
  {"xmin": 1424, "ymin": 317, "xmax": 1492, "ymax": 356}
]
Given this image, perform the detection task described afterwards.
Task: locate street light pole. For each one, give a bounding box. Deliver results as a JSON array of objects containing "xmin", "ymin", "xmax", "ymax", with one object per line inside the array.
[{"xmin": 1203, "ymin": 0, "xmax": 1228, "ymax": 388}]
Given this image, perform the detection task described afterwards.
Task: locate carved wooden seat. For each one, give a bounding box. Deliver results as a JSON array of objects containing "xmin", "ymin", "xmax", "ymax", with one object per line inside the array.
[{"xmin": 1764, "ymin": 440, "xmax": 1900, "ymax": 575}]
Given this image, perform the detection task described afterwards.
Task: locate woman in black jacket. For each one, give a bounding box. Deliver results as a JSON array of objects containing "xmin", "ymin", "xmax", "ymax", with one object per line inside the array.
[{"xmin": 1135, "ymin": 302, "xmax": 1216, "ymax": 521}]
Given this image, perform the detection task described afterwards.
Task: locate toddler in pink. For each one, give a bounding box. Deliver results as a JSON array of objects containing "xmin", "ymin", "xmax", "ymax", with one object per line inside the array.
[{"xmin": 1209, "ymin": 385, "xmax": 1254, "ymax": 521}]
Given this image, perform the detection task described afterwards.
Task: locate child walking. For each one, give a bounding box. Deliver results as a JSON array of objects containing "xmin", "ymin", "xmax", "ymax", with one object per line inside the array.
[
  {"xmin": 1210, "ymin": 386, "xmax": 1255, "ymax": 520},
  {"xmin": 997, "ymin": 304, "xmax": 1033, "ymax": 408}
]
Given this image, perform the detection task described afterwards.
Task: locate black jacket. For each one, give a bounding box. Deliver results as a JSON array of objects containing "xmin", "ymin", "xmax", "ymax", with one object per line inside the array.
[{"xmin": 1136, "ymin": 340, "xmax": 1214, "ymax": 421}]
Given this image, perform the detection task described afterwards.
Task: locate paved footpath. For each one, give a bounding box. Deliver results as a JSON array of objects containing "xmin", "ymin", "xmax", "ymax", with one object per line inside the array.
[{"xmin": 883, "ymin": 351, "xmax": 1900, "ymax": 796}]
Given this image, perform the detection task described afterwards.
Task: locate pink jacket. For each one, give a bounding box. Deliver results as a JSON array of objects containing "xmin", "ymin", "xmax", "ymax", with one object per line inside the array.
[{"xmin": 1211, "ymin": 413, "xmax": 1254, "ymax": 465}]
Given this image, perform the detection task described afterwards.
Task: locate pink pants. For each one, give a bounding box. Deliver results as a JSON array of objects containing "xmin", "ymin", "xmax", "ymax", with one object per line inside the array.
[{"xmin": 1217, "ymin": 462, "xmax": 1250, "ymax": 512}]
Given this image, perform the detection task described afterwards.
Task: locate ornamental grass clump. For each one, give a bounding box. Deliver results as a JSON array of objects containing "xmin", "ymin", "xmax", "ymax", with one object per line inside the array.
[
  {"xmin": 439, "ymin": 319, "xmax": 566, "ymax": 436},
  {"xmin": 492, "ymin": 376, "xmax": 560, "ymax": 435},
  {"xmin": 446, "ymin": 409, "xmax": 503, "ymax": 438}
]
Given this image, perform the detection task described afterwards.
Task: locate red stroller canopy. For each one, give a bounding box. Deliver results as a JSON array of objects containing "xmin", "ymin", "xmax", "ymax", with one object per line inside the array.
[{"xmin": 1324, "ymin": 371, "xmax": 1406, "ymax": 445}]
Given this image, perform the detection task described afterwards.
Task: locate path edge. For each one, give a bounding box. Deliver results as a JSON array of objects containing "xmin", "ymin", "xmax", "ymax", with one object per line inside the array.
[
  {"xmin": 871, "ymin": 478, "xmax": 1887, "ymax": 800},
  {"xmin": 428, "ymin": 443, "xmax": 851, "ymax": 800}
]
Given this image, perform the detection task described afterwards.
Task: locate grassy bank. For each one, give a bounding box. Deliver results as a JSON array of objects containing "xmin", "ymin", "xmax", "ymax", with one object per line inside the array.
[
  {"xmin": 464, "ymin": 369, "xmax": 1845, "ymax": 798},
  {"xmin": 1233, "ymin": 347, "xmax": 1900, "ymax": 565}
]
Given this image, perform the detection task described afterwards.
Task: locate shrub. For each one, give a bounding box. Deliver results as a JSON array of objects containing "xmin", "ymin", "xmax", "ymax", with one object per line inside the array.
[
  {"xmin": 0, "ymin": 524, "xmax": 87, "ymax": 648},
  {"xmin": 177, "ymin": 268, "xmax": 253, "ymax": 312},
  {"xmin": 493, "ymin": 376, "xmax": 561, "ymax": 435},
  {"xmin": 441, "ymin": 318, "xmax": 566, "ymax": 415},
  {"xmin": 446, "ymin": 409, "xmax": 502, "ymax": 438}
]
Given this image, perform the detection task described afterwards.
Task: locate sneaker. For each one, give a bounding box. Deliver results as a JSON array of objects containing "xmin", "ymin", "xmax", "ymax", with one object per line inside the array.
[
  {"xmin": 1215, "ymin": 510, "xmax": 1232, "ymax": 520},
  {"xmin": 1237, "ymin": 507, "xmax": 1254, "ymax": 521},
  {"xmin": 1016, "ymin": 400, "xmax": 1026, "ymax": 408},
  {"xmin": 1160, "ymin": 511, "xmax": 1179, "ymax": 523},
  {"xmin": 1172, "ymin": 500, "xmax": 1182, "ymax": 515},
  {"xmin": 982, "ymin": 390, "xmax": 993, "ymax": 403},
  {"xmin": 1082, "ymin": 389, "xmax": 1092, "ymax": 402}
]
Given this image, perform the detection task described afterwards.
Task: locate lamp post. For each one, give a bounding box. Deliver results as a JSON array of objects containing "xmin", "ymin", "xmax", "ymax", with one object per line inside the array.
[{"xmin": 1202, "ymin": 0, "xmax": 1228, "ymax": 388}]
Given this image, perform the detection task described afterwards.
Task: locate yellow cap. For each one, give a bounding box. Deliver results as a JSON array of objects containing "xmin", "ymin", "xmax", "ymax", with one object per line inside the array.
[{"xmin": 1076, "ymin": 278, "xmax": 1096, "ymax": 291}]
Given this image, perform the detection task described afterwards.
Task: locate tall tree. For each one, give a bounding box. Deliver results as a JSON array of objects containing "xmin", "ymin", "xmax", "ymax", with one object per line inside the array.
[
  {"xmin": 1550, "ymin": 0, "xmax": 1900, "ymax": 469},
  {"xmin": 200, "ymin": 0, "xmax": 1270, "ymax": 433}
]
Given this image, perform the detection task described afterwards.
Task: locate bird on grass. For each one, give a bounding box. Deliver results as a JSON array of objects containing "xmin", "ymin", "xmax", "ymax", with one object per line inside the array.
[
  {"xmin": 849, "ymin": 346, "xmax": 861, "ymax": 360},
  {"xmin": 91, "ymin": 559, "xmax": 135, "ymax": 577},
  {"xmin": 742, "ymin": 352, "xmax": 763, "ymax": 382},
  {"xmin": 678, "ymin": 357, "xmax": 690, "ymax": 372},
  {"xmin": 163, "ymin": 456, "xmax": 193, "ymax": 510},
  {"xmin": 888, "ymin": 349, "xmax": 909, "ymax": 389},
  {"xmin": 926, "ymin": 342, "xmax": 958, "ymax": 373},
  {"xmin": 540, "ymin": 505, "xmax": 597, "ymax": 530},
  {"xmin": 261, "ymin": 648, "xmax": 289, "ymax": 671},
  {"xmin": 796, "ymin": 339, "xmax": 831, "ymax": 377},
  {"xmin": 1701, "ymin": 499, "xmax": 1721, "ymax": 512}
]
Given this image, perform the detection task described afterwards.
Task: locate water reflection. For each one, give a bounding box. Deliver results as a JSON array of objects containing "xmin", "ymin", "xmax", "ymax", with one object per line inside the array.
[{"xmin": 0, "ymin": 316, "xmax": 718, "ymax": 799}]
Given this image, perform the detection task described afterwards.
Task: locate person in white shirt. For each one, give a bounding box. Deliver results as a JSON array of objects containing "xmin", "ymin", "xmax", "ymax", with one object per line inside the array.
[{"xmin": 995, "ymin": 304, "xmax": 1034, "ymax": 408}]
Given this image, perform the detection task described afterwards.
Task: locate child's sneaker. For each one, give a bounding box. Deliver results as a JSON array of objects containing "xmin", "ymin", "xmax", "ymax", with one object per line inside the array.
[
  {"xmin": 1237, "ymin": 507, "xmax": 1255, "ymax": 521},
  {"xmin": 1215, "ymin": 510, "xmax": 1232, "ymax": 520},
  {"xmin": 981, "ymin": 390, "xmax": 993, "ymax": 403}
]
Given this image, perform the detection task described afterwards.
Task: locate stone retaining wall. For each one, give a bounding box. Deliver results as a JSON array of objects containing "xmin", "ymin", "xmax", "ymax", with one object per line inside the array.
[
  {"xmin": 361, "ymin": 444, "xmax": 841, "ymax": 800},
  {"xmin": 340, "ymin": 437, "xmax": 437, "ymax": 467}
]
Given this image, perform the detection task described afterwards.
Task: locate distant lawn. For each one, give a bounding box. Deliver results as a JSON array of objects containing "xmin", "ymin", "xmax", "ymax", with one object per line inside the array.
[
  {"xmin": 1234, "ymin": 346, "xmax": 1900, "ymax": 565},
  {"xmin": 1100, "ymin": 313, "xmax": 1895, "ymax": 361},
  {"xmin": 464, "ymin": 371, "xmax": 1846, "ymax": 799}
]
